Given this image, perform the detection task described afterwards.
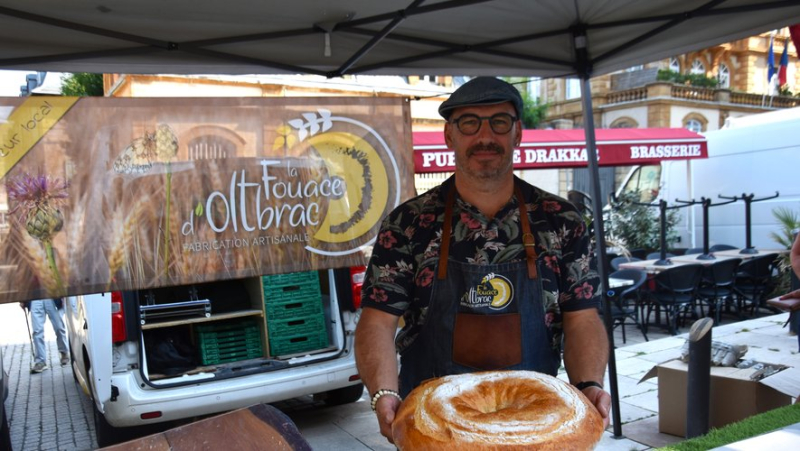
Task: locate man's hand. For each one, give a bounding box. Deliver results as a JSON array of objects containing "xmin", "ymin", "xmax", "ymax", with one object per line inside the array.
[
  {"xmin": 581, "ymin": 386, "xmax": 611, "ymax": 428},
  {"xmin": 375, "ymin": 394, "xmax": 402, "ymax": 443}
]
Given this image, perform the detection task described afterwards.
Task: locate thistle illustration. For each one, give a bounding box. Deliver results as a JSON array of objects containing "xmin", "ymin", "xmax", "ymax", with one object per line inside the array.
[{"xmin": 6, "ymin": 172, "xmax": 69, "ymax": 296}]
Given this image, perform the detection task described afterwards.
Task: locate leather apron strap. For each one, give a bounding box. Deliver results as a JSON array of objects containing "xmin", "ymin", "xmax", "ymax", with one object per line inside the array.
[{"xmin": 438, "ymin": 182, "xmax": 538, "ymax": 280}]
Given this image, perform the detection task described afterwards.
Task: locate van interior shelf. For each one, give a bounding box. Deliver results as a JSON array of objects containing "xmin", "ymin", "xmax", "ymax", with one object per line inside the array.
[{"xmin": 140, "ymin": 309, "xmax": 264, "ymax": 330}]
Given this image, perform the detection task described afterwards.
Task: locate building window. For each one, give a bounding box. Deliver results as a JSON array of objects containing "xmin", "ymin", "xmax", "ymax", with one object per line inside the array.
[
  {"xmin": 625, "ymin": 65, "xmax": 644, "ymax": 72},
  {"xmin": 685, "ymin": 118, "xmax": 703, "ymax": 133},
  {"xmin": 718, "ymin": 63, "xmax": 730, "ymax": 88},
  {"xmin": 669, "ymin": 57, "xmax": 681, "ymax": 73},
  {"xmin": 566, "ymin": 78, "xmax": 581, "ymax": 100},
  {"xmin": 610, "ymin": 117, "xmax": 638, "ymax": 128},
  {"xmin": 690, "ymin": 59, "xmax": 705, "ymax": 75}
]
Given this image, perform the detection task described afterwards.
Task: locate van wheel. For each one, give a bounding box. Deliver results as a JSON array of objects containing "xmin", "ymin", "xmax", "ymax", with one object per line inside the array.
[
  {"xmin": 92, "ymin": 402, "xmax": 124, "ymax": 447},
  {"xmin": 318, "ymin": 383, "xmax": 365, "ymax": 406}
]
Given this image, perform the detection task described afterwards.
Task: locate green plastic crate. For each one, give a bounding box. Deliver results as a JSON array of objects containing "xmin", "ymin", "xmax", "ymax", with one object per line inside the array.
[
  {"xmin": 269, "ymin": 330, "xmax": 329, "ymax": 356},
  {"xmin": 262, "ymin": 271, "xmax": 318, "ymax": 285},
  {"xmin": 200, "ymin": 346, "xmax": 264, "ymax": 365},
  {"xmin": 267, "ymin": 313, "xmax": 325, "ymax": 338},
  {"xmin": 265, "ymin": 295, "xmax": 323, "ymax": 320},
  {"xmin": 263, "ymin": 271, "xmax": 321, "ymax": 302},
  {"xmin": 198, "ymin": 334, "xmax": 263, "ymax": 353}
]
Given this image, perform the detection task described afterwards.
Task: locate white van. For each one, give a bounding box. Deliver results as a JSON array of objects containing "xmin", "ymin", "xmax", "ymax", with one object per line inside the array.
[
  {"xmin": 616, "ymin": 107, "xmax": 800, "ymax": 249},
  {"xmin": 65, "ymin": 267, "xmax": 366, "ymax": 447}
]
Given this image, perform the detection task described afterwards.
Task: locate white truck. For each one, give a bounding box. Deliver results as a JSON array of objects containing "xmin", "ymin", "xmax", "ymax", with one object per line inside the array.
[{"xmin": 616, "ymin": 106, "xmax": 800, "ymax": 250}]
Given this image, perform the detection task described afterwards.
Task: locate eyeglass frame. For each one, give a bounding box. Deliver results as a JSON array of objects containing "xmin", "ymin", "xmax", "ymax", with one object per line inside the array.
[{"xmin": 450, "ymin": 112, "xmax": 519, "ymax": 135}]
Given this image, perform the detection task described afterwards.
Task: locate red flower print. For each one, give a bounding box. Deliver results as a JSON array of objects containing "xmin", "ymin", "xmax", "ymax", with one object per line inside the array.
[
  {"xmin": 544, "ymin": 312, "xmax": 555, "ymax": 327},
  {"xmin": 543, "ymin": 200, "xmax": 562, "ymax": 213},
  {"xmin": 459, "ymin": 212, "xmax": 481, "ymax": 229},
  {"xmin": 378, "ymin": 230, "xmax": 397, "ymax": 248},
  {"xmin": 574, "ymin": 282, "xmax": 594, "ymax": 300},
  {"xmin": 418, "ymin": 213, "xmax": 435, "ymax": 228},
  {"xmin": 370, "ymin": 288, "xmax": 388, "ymax": 303},
  {"xmin": 416, "ymin": 267, "xmax": 434, "ymax": 287},
  {"xmin": 544, "ymin": 255, "xmax": 560, "ymax": 274}
]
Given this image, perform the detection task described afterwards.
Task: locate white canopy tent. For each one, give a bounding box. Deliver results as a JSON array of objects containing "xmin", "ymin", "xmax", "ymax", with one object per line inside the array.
[{"xmin": 3, "ymin": 0, "xmax": 800, "ymax": 438}]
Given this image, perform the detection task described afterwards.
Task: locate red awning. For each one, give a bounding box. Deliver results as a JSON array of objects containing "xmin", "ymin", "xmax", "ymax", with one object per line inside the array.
[{"xmin": 413, "ymin": 128, "xmax": 708, "ymax": 173}]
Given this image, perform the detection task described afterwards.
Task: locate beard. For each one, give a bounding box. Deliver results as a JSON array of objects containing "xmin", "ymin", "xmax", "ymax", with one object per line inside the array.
[{"xmin": 456, "ymin": 142, "xmax": 513, "ymax": 181}]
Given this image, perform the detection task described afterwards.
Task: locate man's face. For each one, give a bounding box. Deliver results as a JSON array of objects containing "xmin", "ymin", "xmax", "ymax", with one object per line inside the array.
[{"xmin": 444, "ymin": 102, "xmax": 521, "ymax": 182}]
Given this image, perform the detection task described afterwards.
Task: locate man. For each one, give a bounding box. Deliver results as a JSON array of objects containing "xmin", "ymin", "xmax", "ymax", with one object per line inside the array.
[
  {"xmin": 21, "ymin": 298, "xmax": 69, "ymax": 373},
  {"xmin": 355, "ymin": 77, "xmax": 611, "ymax": 444}
]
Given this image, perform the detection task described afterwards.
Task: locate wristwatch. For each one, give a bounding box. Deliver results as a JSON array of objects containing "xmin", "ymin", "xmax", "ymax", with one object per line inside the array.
[{"xmin": 574, "ymin": 381, "xmax": 603, "ymax": 391}]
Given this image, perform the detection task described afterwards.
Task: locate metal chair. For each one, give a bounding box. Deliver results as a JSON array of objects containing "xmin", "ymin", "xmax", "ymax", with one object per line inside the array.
[
  {"xmin": 610, "ymin": 256, "xmax": 642, "ymax": 271},
  {"xmin": 734, "ymin": 254, "xmax": 779, "ymax": 317},
  {"xmin": 608, "ymin": 269, "xmax": 649, "ymax": 343},
  {"xmin": 709, "ymin": 244, "xmax": 738, "ymax": 252},
  {"xmin": 645, "ymin": 264, "xmax": 704, "ymax": 335},
  {"xmin": 696, "ymin": 258, "xmax": 742, "ymax": 325},
  {"xmin": 685, "ymin": 247, "xmax": 704, "ymax": 255}
]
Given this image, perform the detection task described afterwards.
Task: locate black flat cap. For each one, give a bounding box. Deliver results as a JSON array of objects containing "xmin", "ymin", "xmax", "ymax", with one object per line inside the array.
[{"xmin": 438, "ymin": 76, "xmax": 524, "ymax": 120}]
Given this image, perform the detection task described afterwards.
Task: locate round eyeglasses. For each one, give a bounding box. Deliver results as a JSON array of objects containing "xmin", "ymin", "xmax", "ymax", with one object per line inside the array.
[{"xmin": 451, "ymin": 113, "xmax": 518, "ymax": 135}]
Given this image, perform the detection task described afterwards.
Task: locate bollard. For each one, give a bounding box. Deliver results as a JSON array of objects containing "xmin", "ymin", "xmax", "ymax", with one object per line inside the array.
[{"xmin": 686, "ymin": 317, "xmax": 714, "ymax": 438}]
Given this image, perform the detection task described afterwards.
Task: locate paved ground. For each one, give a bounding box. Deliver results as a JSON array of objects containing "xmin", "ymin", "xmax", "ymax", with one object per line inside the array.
[{"xmin": 1, "ymin": 301, "xmax": 797, "ymax": 450}]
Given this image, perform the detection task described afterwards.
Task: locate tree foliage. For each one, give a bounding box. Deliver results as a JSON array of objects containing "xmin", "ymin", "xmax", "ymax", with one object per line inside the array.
[
  {"xmin": 521, "ymin": 94, "xmax": 548, "ymax": 129},
  {"xmin": 606, "ymin": 191, "xmax": 680, "ymax": 252},
  {"xmin": 60, "ymin": 73, "xmax": 104, "ymax": 96}
]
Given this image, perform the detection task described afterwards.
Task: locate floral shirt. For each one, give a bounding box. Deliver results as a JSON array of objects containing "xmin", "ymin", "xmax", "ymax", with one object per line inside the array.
[{"xmin": 361, "ymin": 176, "xmax": 600, "ymax": 353}]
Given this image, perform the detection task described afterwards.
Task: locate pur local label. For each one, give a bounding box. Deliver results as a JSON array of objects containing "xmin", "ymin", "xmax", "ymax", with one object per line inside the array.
[{"xmin": 0, "ymin": 97, "xmax": 79, "ymax": 180}]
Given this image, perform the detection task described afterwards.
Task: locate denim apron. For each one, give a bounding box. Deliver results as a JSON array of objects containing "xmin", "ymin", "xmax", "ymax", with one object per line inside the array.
[{"xmin": 398, "ymin": 182, "xmax": 558, "ymax": 397}]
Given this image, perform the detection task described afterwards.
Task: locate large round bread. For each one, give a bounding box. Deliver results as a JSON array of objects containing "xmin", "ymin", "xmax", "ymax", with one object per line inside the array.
[{"xmin": 392, "ymin": 371, "xmax": 604, "ymax": 450}]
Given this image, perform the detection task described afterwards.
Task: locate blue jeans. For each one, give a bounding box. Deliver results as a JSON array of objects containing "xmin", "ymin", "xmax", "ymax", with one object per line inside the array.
[{"xmin": 30, "ymin": 299, "xmax": 68, "ymax": 365}]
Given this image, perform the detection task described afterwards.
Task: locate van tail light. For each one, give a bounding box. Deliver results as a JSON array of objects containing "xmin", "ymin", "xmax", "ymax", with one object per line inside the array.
[
  {"xmin": 110, "ymin": 291, "xmax": 127, "ymax": 343},
  {"xmin": 350, "ymin": 266, "xmax": 366, "ymax": 310}
]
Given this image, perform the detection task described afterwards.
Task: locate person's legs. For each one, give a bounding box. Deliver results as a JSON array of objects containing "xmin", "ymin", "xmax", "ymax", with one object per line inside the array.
[
  {"xmin": 29, "ymin": 300, "xmax": 48, "ymax": 372},
  {"xmin": 44, "ymin": 300, "xmax": 70, "ymax": 365}
]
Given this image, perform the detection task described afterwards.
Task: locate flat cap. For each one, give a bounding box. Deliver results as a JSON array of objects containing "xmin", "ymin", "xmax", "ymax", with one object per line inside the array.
[{"xmin": 438, "ymin": 76, "xmax": 523, "ymax": 120}]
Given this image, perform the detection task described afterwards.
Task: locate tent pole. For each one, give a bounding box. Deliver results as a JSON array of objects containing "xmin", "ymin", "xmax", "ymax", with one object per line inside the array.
[{"xmin": 579, "ymin": 76, "xmax": 623, "ymax": 438}]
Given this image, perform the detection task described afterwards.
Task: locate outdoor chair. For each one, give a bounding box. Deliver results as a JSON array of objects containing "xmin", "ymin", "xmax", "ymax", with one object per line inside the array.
[
  {"xmin": 645, "ymin": 264, "xmax": 704, "ymax": 335},
  {"xmin": 685, "ymin": 247, "xmax": 705, "ymax": 255},
  {"xmin": 696, "ymin": 258, "xmax": 742, "ymax": 325},
  {"xmin": 709, "ymin": 244, "xmax": 738, "ymax": 252},
  {"xmin": 608, "ymin": 269, "xmax": 649, "ymax": 344},
  {"xmin": 734, "ymin": 253, "xmax": 780, "ymax": 317},
  {"xmin": 611, "ymin": 256, "xmax": 642, "ymax": 271}
]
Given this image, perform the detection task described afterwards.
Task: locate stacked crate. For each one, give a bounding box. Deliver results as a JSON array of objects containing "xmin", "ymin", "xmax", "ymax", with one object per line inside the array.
[
  {"xmin": 195, "ymin": 318, "xmax": 263, "ymax": 365},
  {"xmin": 263, "ymin": 271, "xmax": 329, "ymax": 356}
]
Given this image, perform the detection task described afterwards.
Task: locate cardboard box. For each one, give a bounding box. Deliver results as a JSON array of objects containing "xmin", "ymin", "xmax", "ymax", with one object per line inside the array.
[{"xmin": 640, "ymin": 359, "xmax": 797, "ymax": 437}]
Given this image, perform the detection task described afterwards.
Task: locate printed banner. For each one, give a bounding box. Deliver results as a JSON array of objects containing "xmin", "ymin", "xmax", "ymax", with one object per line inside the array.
[{"xmin": 0, "ymin": 97, "xmax": 414, "ymax": 304}]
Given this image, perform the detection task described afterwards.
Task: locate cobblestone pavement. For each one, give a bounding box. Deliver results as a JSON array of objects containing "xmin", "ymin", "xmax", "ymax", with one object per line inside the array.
[{"xmin": 1, "ymin": 303, "xmax": 96, "ymax": 451}]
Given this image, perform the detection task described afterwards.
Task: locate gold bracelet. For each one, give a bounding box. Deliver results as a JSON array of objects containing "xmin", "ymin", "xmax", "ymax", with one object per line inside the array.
[{"xmin": 370, "ymin": 389, "xmax": 402, "ymax": 412}]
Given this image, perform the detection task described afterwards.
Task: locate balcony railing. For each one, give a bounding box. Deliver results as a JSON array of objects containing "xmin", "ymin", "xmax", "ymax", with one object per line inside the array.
[
  {"xmin": 605, "ymin": 82, "xmax": 800, "ymax": 109},
  {"xmin": 670, "ymin": 85, "xmax": 715, "ymax": 101}
]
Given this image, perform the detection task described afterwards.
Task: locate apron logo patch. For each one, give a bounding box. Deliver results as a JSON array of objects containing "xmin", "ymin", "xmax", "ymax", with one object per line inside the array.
[{"xmin": 461, "ymin": 273, "xmax": 514, "ymax": 310}]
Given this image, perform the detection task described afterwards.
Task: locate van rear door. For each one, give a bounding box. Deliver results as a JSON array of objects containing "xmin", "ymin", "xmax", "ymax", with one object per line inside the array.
[{"xmin": 81, "ymin": 293, "xmax": 113, "ymax": 413}]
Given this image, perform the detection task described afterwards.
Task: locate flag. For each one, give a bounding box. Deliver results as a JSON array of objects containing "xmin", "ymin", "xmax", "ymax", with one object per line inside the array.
[
  {"xmin": 778, "ymin": 41, "xmax": 789, "ymax": 87},
  {"xmin": 767, "ymin": 36, "xmax": 776, "ymax": 84}
]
